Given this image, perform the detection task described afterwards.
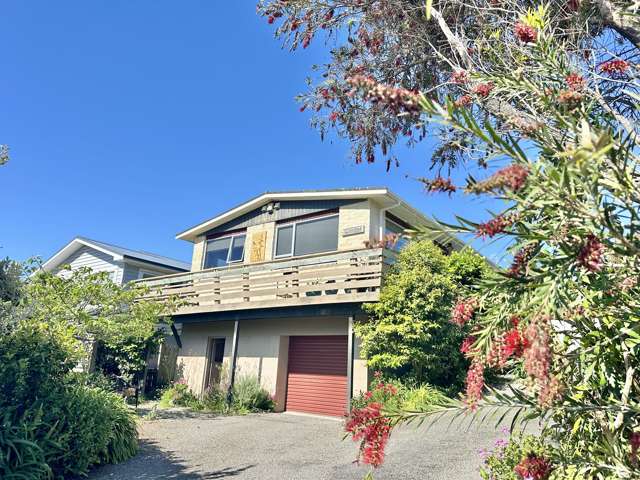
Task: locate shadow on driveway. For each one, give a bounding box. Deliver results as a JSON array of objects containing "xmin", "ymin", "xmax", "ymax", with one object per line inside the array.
[{"xmin": 88, "ymin": 439, "xmax": 254, "ymax": 480}]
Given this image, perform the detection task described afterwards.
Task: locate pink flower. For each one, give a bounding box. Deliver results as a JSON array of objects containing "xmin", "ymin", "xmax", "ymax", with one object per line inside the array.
[
  {"xmin": 508, "ymin": 244, "xmax": 535, "ymax": 278},
  {"xmin": 472, "ymin": 82, "xmax": 494, "ymax": 98},
  {"xmin": 454, "ymin": 94, "xmax": 473, "ymax": 108},
  {"xmin": 523, "ymin": 316, "xmax": 562, "ymax": 407},
  {"xmin": 475, "ymin": 213, "xmax": 518, "ymax": 238},
  {"xmin": 460, "ymin": 336, "xmax": 477, "ymax": 356},
  {"xmin": 468, "ymin": 164, "xmax": 530, "ymax": 194},
  {"xmin": 515, "ymin": 22, "xmax": 538, "ymax": 43},
  {"xmin": 421, "ymin": 176, "xmax": 457, "ymax": 195},
  {"xmin": 451, "ymin": 297, "xmax": 478, "ymax": 326},
  {"xmin": 450, "ymin": 70, "xmax": 469, "ymax": 84},
  {"xmin": 565, "ymin": 73, "xmax": 585, "ymax": 91},
  {"xmin": 577, "ymin": 234, "xmax": 605, "ymax": 272},
  {"xmin": 347, "ymin": 75, "xmax": 421, "ymax": 113},
  {"xmin": 599, "ymin": 59, "xmax": 630, "ymax": 75},
  {"xmin": 514, "ymin": 453, "xmax": 553, "ymax": 479},
  {"xmin": 464, "ymin": 358, "xmax": 485, "ymax": 408}
]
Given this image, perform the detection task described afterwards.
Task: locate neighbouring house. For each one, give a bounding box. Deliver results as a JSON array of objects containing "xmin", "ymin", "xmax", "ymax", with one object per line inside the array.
[
  {"xmin": 41, "ymin": 236, "xmax": 190, "ymax": 381},
  {"xmin": 139, "ymin": 188, "xmax": 462, "ymax": 417}
]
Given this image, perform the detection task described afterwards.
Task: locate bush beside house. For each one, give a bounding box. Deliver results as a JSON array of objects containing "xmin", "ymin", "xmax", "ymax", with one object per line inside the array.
[
  {"xmin": 0, "ymin": 262, "xmax": 168, "ymax": 478},
  {"xmin": 358, "ymin": 240, "xmax": 489, "ymax": 394}
]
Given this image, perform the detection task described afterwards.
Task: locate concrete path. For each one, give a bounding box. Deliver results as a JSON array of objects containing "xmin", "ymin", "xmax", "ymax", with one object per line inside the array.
[{"xmin": 87, "ymin": 408, "xmax": 505, "ymax": 480}]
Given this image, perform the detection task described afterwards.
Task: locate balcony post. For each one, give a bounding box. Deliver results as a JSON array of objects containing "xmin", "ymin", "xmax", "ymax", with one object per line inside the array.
[
  {"xmin": 226, "ymin": 320, "xmax": 240, "ymax": 405},
  {"xmin": 346, "ymin": 315, "xmax": 355, "ymax": 412}
]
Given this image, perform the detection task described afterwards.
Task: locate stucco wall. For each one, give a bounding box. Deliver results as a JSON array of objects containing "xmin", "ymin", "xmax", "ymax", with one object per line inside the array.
[
  {"xmin": 337, "ymin": 200, "xmax": 373, "ymax": 251},
  {"xmin": 176, "ymin": 316, "xmax": 368, "ymax": 412}
]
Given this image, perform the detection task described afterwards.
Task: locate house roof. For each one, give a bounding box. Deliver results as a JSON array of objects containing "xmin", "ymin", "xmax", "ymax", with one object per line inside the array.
[
  {"xmin": 41, "ymin": 236, "xmax": 190, "ymax": 272},
  {"xmin": 176, "ymin": 187, "xmax": 463, "ymax": 249}
]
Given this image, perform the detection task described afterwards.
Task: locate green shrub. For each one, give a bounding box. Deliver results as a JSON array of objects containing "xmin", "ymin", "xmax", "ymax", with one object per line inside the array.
[
  {"xmin": 201, "ymin": 386, "xmax": 227, "ymax": 412},
  {"xmin": 480, "ymin": 433, "xmax": 560, "ymax": 480},
  {"xmin": 351, "ymin": 377, "xmax": 449, "ymax": 413},
  {"xmin": 0, "ymin": 327, "xmax": 139, "ymax": 479},
  {"xmin": 0, "ymin": 409, "xmax": 52, "ymax": 480},
  {"xmin": 158, "ymin": 381, "xmax": 202, "ymax": 409},
  {"xmin": 232, "ymin": 376, "xmax": 274, "ymax": 413}
]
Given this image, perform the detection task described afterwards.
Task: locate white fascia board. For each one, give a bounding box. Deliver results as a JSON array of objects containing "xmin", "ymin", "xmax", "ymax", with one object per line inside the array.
[{"xmin": 41, "ymin": 238, "xmax": 118, "ymax": 272}]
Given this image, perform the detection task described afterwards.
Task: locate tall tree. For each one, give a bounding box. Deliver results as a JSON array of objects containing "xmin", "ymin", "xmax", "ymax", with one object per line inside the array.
[{"xmin": 260, "ymin": 0, "xmax": 640, "ymax": 477}]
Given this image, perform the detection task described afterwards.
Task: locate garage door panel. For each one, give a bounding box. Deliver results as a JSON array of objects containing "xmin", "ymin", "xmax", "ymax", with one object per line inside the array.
[{"xmin": 286, "ymin": 335, "xmax": 348, "ymax": 417}]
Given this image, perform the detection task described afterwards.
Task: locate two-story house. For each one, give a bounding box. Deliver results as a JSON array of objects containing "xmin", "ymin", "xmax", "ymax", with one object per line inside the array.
[{"xmin": 141, "ymin": 188, "xmax": 460, "ymax": 417}]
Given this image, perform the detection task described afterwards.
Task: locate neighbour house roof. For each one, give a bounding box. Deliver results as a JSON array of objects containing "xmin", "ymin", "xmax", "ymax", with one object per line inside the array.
[
  {"xmin": 176, "ymin": 187, "xmax": 463, "ymax": 249},
  {"xmin": 41, "ymin": 236, "xmax": 190, "ymax": 272}
]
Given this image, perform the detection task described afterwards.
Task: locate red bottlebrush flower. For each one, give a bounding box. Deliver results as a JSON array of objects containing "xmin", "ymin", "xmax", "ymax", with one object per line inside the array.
[
  {"xmin": 345, "ymin": 402, "xmax": 391, "ymax": 467},
  {"xmin": 302, "ymin": 33, "xmax": 312, "ymax": 49},
  {"xmin": 324, "ymin": 9, "xmax": 334, "ymax": 21},
  {"xmin": 577, "ymin": 234, "xmax": 605, "ymax": 272},
  {"xmin": 631, "ymin": 432, "xmax": 640, "ymax": 465},
  {"xmin": 451, "ymin": 297, "xmax": 478, "ymax": 327},
  {"xmin": 267, "ymin": 15, "xmax": 275, "ymax": 24},
  {"xmin": 420, "ymin": 176, "xmax": 457, "ymax": 196},
  {"xmin": 475, "ymin": 213, "xmax": 517, "ymax": 239},
  {"xmin": 290, "ymin": 19, "xmax": 300, "ymax": 31},
  {"xmin": 450, "ymin": 70, "xmax": 469, "ymax": 84},
  {"xmin": 454, "ymin": 94, "xmax": 473, "ymax": 108},
  {"xmin": 468, "ymin": 164, "xmax": 530, "ymax": 194},
  {"xmin": 565, "ymin": 73, "xmax": 585, "ymax": 90},
  {"xmin": 460, "ymin": 336, "xmax": 477, "ymax": 356},
  {"xmin": 464, "ymin": 358, "xmax": 485, "ymax": 408},
  {"xmin": 345, "ymin": 379, "xmax": 398, "ymax": 468},
  {"xmin": 472, "ymin": 82, "xmax": 494, "ymax": 98},
  {"xmin": 599, "ymin": 59, "xmax": 630, "ymax": 75},
  {"xmin": 503, "ymin": 327, "xmax": 528, "ymax": 359},
  {"xmin": 329, "ymin": 111, "xmax": 338, "ymax": 122},
  {"xmin": 347, "ymin": 75, "xmax": 421, "ymax": 114},
  {"xmin": 514, "ymin": 22, "xmax": 538, "ymax": 43},
  {"xmin": 508, "ymin": 244, "xmax": 535, "ymax": 278},
  {"xmin": 514, "ymin": 453, "xmax": 553, "ymax": 480},
  {"xmin": 319, "ymin": 88, "xmax": 332, "ymax": 100},
  {"xmin": 299, "ymin": 105, "xmax": 307, "ymax": 112}
]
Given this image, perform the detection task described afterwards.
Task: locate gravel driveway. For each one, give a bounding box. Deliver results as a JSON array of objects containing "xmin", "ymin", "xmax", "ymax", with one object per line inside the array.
[{"xmin": 87, "ymin": 408, "xmax": 505, "ymax": 480}]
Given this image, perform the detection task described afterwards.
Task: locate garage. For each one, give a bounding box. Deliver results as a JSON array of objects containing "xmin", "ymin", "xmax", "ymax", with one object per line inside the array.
[{"xmin": 285, "ymin": 335, "xmax": 348, "ymax": 417}]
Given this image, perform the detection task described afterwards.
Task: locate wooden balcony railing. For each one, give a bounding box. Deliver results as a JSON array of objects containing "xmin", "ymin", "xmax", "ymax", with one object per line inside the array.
[{"xmin": 137, "ymin": 248, "xmax": 395, "ymax": 316}]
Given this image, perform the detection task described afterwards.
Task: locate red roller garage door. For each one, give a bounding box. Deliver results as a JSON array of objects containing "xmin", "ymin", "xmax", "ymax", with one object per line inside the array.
[{"xmin": 286, "ymin": 335, "xmax": 348, "ymax": 417}]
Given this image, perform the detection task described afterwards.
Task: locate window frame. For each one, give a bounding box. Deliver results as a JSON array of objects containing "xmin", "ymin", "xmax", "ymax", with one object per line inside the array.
[
  {"xmin": 273, "ymin": 213, "xmax": 340, "ymax": 259},
  {"xmin": 202, "ymin": 233, "xmax": 247, "ymax": 269}
]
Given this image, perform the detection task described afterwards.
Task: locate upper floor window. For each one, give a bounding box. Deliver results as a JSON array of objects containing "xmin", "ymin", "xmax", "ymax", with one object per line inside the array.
[
  {"xmin": 385, "ymin": 218, "xmax": 410, "ymax": 251},
  {"xmin": 275, "ymin": 214, "xmax": 339, "ymax": 258},
  {"xmin": 204, "ymin": 234, "xmax": 246, "ymax": 269}
]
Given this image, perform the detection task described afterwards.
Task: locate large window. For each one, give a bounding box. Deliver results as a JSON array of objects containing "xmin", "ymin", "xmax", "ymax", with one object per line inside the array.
[
  {"xmin": 203, "ymin": 234, "xmax": 246, "ymax": 268},
  {"xmin": 274, "ymin": 214, "xmax": 339, "ymax": 258}
]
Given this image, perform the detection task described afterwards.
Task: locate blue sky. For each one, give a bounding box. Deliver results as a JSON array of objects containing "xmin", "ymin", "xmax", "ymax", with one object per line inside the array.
[{"xmin": 1, "ymin": 1, "xmax": 507, "ymax": 265}]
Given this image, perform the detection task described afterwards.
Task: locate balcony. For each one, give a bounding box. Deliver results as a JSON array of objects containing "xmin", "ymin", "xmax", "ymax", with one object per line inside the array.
[{"xmin": 137, "ymin": 248, "xmax": 395, "ymax": 316}]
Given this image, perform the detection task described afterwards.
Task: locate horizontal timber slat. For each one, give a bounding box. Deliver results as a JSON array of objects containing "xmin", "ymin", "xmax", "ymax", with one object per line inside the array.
[{"xmin": 136, "ymin": 248, "xmax": 393, "ymax": 316}]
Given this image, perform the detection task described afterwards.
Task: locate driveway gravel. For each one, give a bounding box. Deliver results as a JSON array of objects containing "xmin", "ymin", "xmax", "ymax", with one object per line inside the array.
[{"xmin": 87, "ymin": 407, "xmax": 506, "ymax": 480}]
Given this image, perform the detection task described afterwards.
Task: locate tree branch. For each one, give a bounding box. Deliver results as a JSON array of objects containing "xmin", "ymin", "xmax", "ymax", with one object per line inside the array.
[{"xmin": 594, "ymin": 0, "xmax": 640, "ymax": 50}]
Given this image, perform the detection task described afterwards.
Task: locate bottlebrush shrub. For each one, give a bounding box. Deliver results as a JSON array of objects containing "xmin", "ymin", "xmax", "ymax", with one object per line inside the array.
[
  {"xmin": 262, "ymin": 0, "xmax": 640, "ymax": 477},
  {"xmin": 345, "ymin": 375, "xmax": 398, "ymax": 470}
]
